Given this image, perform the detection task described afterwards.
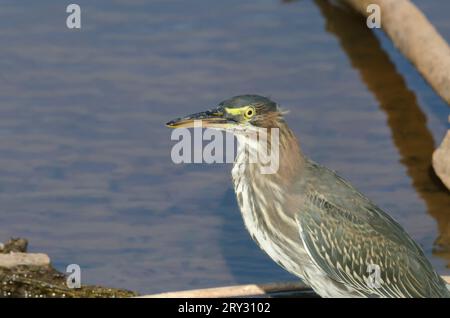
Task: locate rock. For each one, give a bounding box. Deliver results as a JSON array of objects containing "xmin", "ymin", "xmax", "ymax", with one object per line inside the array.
[
  {"xmin": 0, "ymin": 253, "xmax": 50, "ymax": 269},
  {"xmin": 0, "ymin": 238, "xmax": 28, "ymax": 253},
  {"xmin": 433, "ymin": 128, "xmax": 450, "ymax": 190}
]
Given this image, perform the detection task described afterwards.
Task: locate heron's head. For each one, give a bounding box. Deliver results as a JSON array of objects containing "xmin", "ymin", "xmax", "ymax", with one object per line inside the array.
[{"xmin": 166, "ymin": 95, "xmax": 283, "ymax": 134}]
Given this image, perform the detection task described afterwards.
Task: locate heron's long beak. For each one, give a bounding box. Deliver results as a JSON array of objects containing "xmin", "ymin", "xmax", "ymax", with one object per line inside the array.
[{"xmin": 166, "ymin": 109, "xmax": 236, "ymax": 129}]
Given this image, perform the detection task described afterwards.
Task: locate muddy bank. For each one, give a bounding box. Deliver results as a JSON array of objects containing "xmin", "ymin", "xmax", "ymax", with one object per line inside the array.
[{"xmin": 0, "ymin": 238, "xmax": 138, "ymax": 298}]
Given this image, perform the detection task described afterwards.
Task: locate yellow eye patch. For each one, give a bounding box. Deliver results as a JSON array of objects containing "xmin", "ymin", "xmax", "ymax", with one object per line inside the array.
[{"xmin": 224, "ymin": 106, "xmax": 256, "ymax": 119}]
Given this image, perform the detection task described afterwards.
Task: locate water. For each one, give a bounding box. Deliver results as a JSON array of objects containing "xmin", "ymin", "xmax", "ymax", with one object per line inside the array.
[{"xmin": 0, "ymin": 0, "xmax": 448, "ymax": 294}]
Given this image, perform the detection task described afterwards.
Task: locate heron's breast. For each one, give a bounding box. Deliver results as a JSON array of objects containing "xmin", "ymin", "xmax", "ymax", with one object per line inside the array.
[{"xmin": 232, "ymin": 159, "xmax": 307, "ymax": 275}]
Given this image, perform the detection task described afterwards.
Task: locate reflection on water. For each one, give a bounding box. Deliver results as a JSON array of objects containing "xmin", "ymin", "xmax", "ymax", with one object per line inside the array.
[{"xmin": 0, "ymin": 0, "xmax": 448, "ymax": 294}]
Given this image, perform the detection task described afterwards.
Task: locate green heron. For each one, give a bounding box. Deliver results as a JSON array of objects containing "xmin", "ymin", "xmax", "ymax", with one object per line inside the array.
[{"xmin": 166, "ymin": 95, "xmax": 450, "ymax": 298}]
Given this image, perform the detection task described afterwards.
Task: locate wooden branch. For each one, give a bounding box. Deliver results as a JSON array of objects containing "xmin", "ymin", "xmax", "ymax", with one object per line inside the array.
[
  {"xmin": 339, "ymin": 0, "xmax": 450, "ymax": 190},
  {"xmin": 342, "ymin": 0, "xmax": 450, "ymax": 105},
  {"xmin": 140, "ymin": 277, "xmax": 450, "ymax": 298}
]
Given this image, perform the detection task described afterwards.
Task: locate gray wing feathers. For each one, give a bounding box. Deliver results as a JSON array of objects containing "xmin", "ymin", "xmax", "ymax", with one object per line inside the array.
[{"xmin": 295, "ymin": 161, "xmax": 449, "ymax": 298}]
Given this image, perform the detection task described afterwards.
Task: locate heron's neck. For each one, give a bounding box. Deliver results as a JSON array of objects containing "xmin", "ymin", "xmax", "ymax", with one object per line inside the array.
[{"xmin": 234, "ymin": 120, "xmax": 304, "ymax": 187}]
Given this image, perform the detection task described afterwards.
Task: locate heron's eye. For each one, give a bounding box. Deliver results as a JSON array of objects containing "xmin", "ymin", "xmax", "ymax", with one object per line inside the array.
[{"xmin": 244, "ymin": 107, "xmax": 255, "ymax": 119}]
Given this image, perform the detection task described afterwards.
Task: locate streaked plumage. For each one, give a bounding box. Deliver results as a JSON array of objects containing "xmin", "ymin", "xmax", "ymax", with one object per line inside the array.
[{"xmin": 167, "ymin": 95, "xmax": 450, "ymax": 298}]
